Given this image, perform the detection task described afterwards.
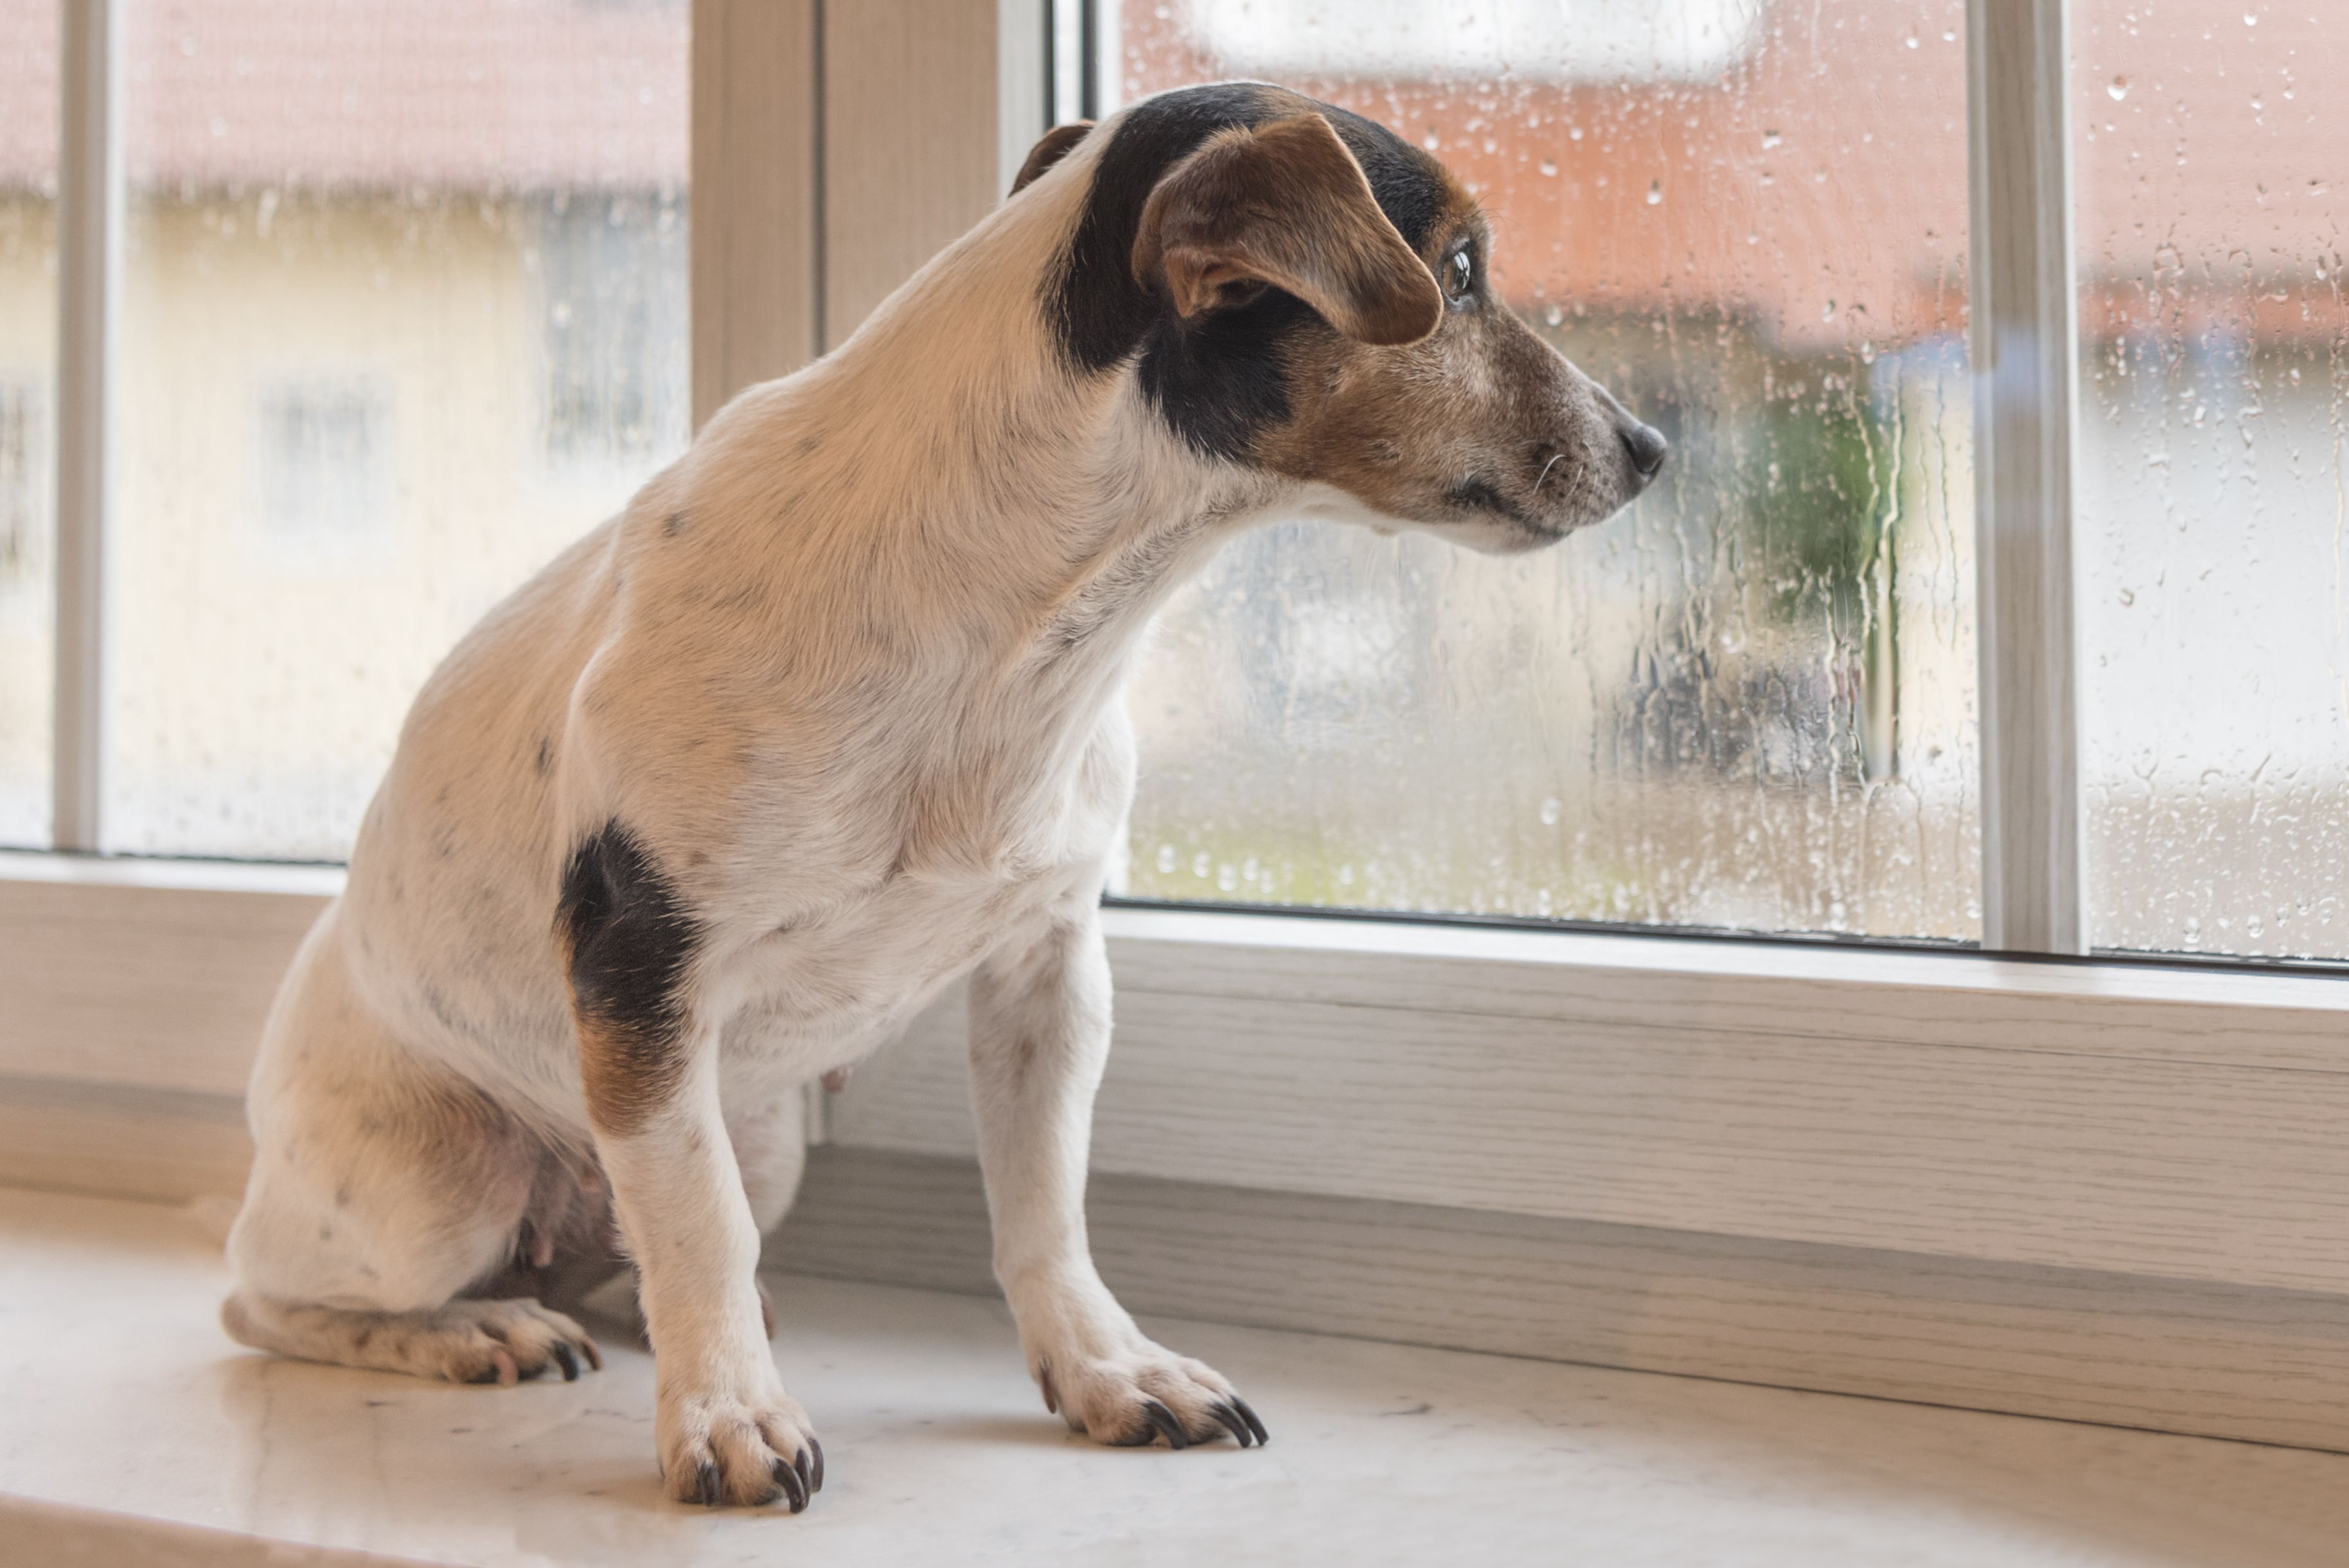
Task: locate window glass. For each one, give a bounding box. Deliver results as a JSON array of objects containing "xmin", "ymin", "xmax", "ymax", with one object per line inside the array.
[
  {"xmin": 107, "ymin": 0, "xmax": 688, "ymax": 859},
  {"xmin": 0, "ymin": 0, "xmax": 57, "ymax": 847},
  {"xmin": 1108, "ymin": 1, "xmax": 1981, "ymax": 938},
  {"xmin": 2075, "ymin": 3, "xmax": 2349, "ymax": 959}
]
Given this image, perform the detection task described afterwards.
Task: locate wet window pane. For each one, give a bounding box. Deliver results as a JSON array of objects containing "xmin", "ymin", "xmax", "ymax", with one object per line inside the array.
[
  {"xmin": 2075, "ymin": 4, "xmax": 2349, "ymax": 960},
  {"xmin": 1108, "ymin": 1, "xmax": 1981, "ymax": 938},
  {"xmin": 0, "ymin": 0, "xmax": 57, "ymax": 847},
  {"xmin": 106, "ymin": 0, "xmax": 688, "ymax": 859}
]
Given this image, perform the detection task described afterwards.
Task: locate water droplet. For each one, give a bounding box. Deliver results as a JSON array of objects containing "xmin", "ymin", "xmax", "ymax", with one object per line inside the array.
[
  {"xmin": 1859, "ymin": 340, "xmax": 1876, "ymax": 364},
  {"xmin": 2108, "ymin": 75, "xmax": 2131, "ymax": 100},
  {"xmin": 1646, "ymin": 179, "xmax": 1663, "ymax": 206},
  {"xmin": 2243, "ymin": 8, "xmax": 2258, "ymax": 23},
  {"xmin": 1904, "ymin": 33, "xmax": 1919, "ymax": 48},
  {"xmin": 1539, "ymin": 798, "xmax": 1562, "ymax": 826},
  {"xmin": 1155, "ymin": 843, "xmax": 1177, "ymax": 874},
  {"xmin": 1762, "ymin": 129, "xmax": 1782, "ymax": 149},
  {"xmin": 1538, "ymin": 157, "xmax": 1557, "ymax": 177},
  {"xmin": 1543, "ymin": 304, "xmax": 1564, "ymax": 326},
  {"xmin": 1822, "ymin": 299, "xmax": 1838, "ymax": 321}
]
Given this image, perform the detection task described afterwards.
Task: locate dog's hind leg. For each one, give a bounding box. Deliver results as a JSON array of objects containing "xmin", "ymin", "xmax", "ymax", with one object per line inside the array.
[{"xmin": 220, "ymin": 905, "xmax": 601, "ymax": 1384}]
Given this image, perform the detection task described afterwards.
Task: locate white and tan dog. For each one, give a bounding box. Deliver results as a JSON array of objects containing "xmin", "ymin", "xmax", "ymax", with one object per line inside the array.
[{"xmin": 222, "ymin": 83, "xmax": 1666, "ymax": 1510}]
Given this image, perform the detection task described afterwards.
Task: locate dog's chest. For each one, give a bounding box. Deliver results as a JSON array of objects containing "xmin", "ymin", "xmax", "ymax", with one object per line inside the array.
[{"xmin": 713, "ymin": 705, "xmax": 1135, "ymax": 1066}]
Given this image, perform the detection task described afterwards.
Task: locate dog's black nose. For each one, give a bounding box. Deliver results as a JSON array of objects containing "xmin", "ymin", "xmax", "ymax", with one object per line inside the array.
[{"xmin": 1620, "ymin": 420, "xmax": 1669, "ymax": 480}]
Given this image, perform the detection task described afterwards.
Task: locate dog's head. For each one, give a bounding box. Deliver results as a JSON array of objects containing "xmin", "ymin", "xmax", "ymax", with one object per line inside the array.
[{"xmin": 1016, "ymin": 82, "xmax": 1666, "ymax": 552}]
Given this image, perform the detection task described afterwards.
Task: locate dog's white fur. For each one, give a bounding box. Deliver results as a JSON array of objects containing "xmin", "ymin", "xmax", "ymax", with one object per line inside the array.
[{"xmin": 223, "ymin": 92, "xmax": 1655, "ymax": 1507}]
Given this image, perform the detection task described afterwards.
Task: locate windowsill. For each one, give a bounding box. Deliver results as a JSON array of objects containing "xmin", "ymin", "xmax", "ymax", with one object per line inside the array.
[
  {"xmin": 6, "ymin": 1182, "xmax": 2348, "ymax": 1567},
  {"xmin": 12, "ymin": 847, "xmax": 2349, "ymax": 1453}
]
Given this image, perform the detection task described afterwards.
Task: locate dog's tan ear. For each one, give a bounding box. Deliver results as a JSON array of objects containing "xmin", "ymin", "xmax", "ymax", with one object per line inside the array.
[
  {"xmin": 1012, "ymin": 121, "xmax": 1093, "ymax": 195},
  {"xmin": 1130, "ymin": 113, "xmax": 1442, "ymax": 347}
]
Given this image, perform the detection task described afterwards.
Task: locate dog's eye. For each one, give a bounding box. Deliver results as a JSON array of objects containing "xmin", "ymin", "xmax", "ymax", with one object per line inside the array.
[{"xmin": 1444, "ymin": 247, "xmax": 1475, "ymax": 304}]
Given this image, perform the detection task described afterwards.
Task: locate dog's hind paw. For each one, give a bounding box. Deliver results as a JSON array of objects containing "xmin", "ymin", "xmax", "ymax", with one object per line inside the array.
[
  {"xmin": 1036, "ymin": 1343, "xmax": 1268, "ymax": 1450},
  {"xmin": 221, "ymin": 1291, "xmax": 603, "ymax": 1387},
  {"xmin": 658, "ymin": 1387, "xmax": 823, "ymax": 1510},
  {"xmin": 434, "ymin": 1298, "xmax": 604, "ymax": 1386}
]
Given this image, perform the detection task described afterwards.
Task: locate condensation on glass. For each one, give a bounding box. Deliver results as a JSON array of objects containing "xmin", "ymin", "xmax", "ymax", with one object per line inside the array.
[
  {"xmin": 107, "ymin": 0, "xmax": 688, "ymax": 859},
  {"xmin": 2075, "ymin": 3, "xmax": 2349, "ymax": 960},
  {"xmin": 0, "ymin": 0, "xmax": 57, "ymax": 847},
  {"xmin": 1109, "ymin": 1, "xmax": 1980, "ymax": 938}
]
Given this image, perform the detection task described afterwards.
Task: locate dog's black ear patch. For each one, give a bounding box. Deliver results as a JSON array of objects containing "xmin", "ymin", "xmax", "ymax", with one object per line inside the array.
[
  {"xmin": 1047, "ymin": 83, "xmax": 1453, "ymax": 461},
  {"xmin": 556, "ymin": 821, "xmax": 701, "ymax": 1134}
]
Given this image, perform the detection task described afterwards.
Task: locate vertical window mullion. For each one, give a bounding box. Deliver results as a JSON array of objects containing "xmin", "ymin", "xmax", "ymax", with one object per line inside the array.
[
  {"xmin": 689, "ymin": 0, "xmax": 823, "ymax": 432},
  {"xmin": 1967, "ymin": 0, "xmax": 2084, "ymax": 955},
  {"xmin": 53, "ymin": 0, "xmax": 121, "ymax": 854}
]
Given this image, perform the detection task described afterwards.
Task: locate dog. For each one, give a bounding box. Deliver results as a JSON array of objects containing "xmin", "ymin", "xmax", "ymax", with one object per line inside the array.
[{"xmin": 220, "ymin": 81, "xmax": 1666, "ymax": 1510}]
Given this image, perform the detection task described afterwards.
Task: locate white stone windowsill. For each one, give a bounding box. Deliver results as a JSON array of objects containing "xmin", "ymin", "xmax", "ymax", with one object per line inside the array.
[{"xmin": 4, "ymin": 1185, "xmax": 2349, "ymax": 1567}]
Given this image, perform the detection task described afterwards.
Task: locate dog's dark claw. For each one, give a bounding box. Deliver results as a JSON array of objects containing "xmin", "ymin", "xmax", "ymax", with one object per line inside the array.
[
  {"xmin": 693, "ymin": 1460, "xmax": 723, "ymax": 1508},
  {"xmin": 1141, "ymin": 1399, "xmax": 1189, "ymax": 1450},
  {"xmin": 808, "ymin": 1436, "xmax": 824, "ymax": 1493},
  {"xmin": 550, "ymin": 1342, "xmax": 580, "ymax": 1382},
  {"xmin": 773, "ymin": 1454, "xmax": 808, "ymax": 1513},
  {"xmin": 1230, "ymin": 1396, "xmax": 1269, "ymax": 1445},
  {"xmin": 1208, "ymin": 1402, "xmax": 1257, "ymax": 1448},
  {"xmin": 576, "ymin": 1336, "xmax": 603, "ymax": 1373},
  {"xmin": 793, "ymin": 1447, "xmax": 815, "ymax": 1499}
]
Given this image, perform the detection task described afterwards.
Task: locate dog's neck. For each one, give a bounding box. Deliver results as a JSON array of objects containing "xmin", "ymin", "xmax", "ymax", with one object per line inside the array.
[{"xmin": 687, "ymin": 173, "xmax": 1294, "ymax": 694}]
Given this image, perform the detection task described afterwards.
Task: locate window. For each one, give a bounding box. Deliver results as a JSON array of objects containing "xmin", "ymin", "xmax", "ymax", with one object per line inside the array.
[
  {"xmin": 10, "ymin": 0, "xmax": 2345, "ymax": 970},
  {"xmin": 95, "ymin": 0, "xmax": 690, "ymax": 860},
  {"xmin": 8, "ymin": 0, "xmax": 2348, "ymax": 1458},
  {"xmin": 2074, "ymin": 2, "xmax": 2349, "ymax": 958},
  {"xmin": 0, "ymin": 0, "xmax": 55, "ymax": 850},
  {"xmin": 1103, "ymin": 0, "xmax": 1982, "ymax": 942}
]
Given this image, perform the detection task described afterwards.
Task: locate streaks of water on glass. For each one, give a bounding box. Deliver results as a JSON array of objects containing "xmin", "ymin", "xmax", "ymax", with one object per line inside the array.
[
  {"xmin": 102, "ymin": 2, "xmax": 689, "ymax": 859},
  {"xmin": 2076, "ymin": 1, "xmax": 2349, "ymax": 958},
  {"xmin": 1119, "ymin": 0, "xmax": 1981, "ymax": 939},
  {"xmin": 0, "ymin": 0, "xmax": 58, "ymax": 847}
]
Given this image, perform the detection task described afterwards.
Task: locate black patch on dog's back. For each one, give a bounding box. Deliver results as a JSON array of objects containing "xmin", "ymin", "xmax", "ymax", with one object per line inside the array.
[
  {"xmin": 1049, "ymin": 83, "xmax": 1449, "ymax": 460},
  {"xmin": 555, "ymin": 821, "xmax": 701, "ymax": 1133}
]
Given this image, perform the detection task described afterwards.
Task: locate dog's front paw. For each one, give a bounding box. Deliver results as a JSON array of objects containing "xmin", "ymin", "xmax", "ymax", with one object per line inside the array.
[
  {"xmin": 1036, "ymin": 1343, "xmax": 1268, "ymax": 1449},
  {"xmin": 658, "ymin": 1386, "xmax": 824, "ymax": 1510}
]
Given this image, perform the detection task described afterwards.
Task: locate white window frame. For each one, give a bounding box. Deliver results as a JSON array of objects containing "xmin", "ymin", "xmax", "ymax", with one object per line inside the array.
[{"xmin": 9, "ymin": 0, "xmax": 2349, "ymax": 1453}]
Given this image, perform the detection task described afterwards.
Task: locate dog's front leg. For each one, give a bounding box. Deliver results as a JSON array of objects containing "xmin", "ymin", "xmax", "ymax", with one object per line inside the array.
[
  {"xmin": 968, "ymin": 907, "xmax": 1268, "ymax": 1449},
  {"xmin": 592, "ymin": 1046, "xmax": 822, "ymax": 1509}
]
